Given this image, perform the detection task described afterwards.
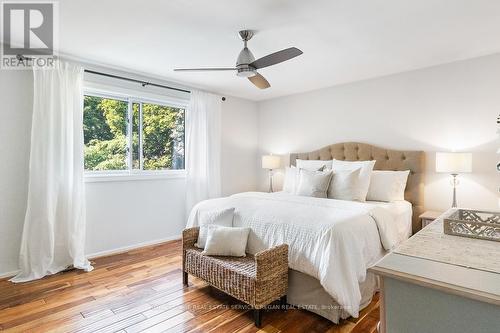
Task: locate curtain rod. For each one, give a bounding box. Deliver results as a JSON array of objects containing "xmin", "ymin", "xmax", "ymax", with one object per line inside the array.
[
  {"xmin": 16, "ymin": 55, "xmax": 226, "ymax": 101},
  {"xmin": 84, "ymin": 69, "xmax": 191, "ymax": 94}
]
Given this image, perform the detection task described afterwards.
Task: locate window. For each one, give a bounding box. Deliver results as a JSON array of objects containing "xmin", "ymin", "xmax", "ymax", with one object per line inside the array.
[{"xmin": 83, "ymin": 92, "xmax": 185, "ymax": 175}]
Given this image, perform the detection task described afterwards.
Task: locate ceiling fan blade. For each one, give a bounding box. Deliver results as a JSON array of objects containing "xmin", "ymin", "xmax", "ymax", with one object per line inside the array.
[
  {"xmin": 250, "ymin": 47, "xmax": 303, "ymax": 69},
  {"xmin": 248, "ymin": 73, "xmax": 270, "ymax": 89},
  {"xmin": 174, "ymin": 68, "xmax": 237, "ymax": 72}
]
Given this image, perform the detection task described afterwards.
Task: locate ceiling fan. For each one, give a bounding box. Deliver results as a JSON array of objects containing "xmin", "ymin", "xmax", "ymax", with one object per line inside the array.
[{"xmin": 174, "ymin": 30, "xmax": 303, "ymax": 89}]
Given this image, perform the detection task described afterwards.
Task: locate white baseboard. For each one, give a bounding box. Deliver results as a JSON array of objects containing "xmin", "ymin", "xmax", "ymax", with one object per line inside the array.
[
  {"xmin": 0, "ymin": 235, "xmax": 181, "ymax": 279},
  {"xmin": 86, "ymin": 234, "xmax": 181, "ymax": 259},
  {"xmin": 0, "ymin": 270, "xmax": 19, "ymax": 279}
]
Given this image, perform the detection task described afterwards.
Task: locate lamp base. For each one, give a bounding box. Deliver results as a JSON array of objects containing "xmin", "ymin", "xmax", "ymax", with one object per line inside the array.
[
  {"xmin": 268, "ymin": 169, "xmax": 274, "ymax": 193},
  {"xmin": 451, "ymin": 174, "xmax": 458, "ymax": 208}
]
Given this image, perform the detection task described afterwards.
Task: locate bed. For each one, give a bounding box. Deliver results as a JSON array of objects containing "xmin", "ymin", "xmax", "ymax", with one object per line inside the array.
[{"xmin": 187, "ymin": 142, "xmax": 425, "ymax": 323}]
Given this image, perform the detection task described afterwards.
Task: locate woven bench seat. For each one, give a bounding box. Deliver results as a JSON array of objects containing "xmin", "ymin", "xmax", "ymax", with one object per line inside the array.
[{"xmin": 182, "ymin": 227, "xmax": 288, "ymax": 327}]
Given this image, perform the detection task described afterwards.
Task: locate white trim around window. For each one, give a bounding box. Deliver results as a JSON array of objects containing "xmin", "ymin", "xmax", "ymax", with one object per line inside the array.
[{"xmin": 84, "ymin": 169, "xmax": 186, "ymax": 183}]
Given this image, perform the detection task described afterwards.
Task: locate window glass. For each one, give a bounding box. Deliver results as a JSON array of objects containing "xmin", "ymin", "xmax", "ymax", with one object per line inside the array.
[
  {"xmin": 83, "ymin": 95, "xmax": 128, "ymax": 171},
  {"xmin": 142, "ymin": 103, "xmax": 185, "ymax": 170},
  {"xmin": 83, "ymin": 94, "xmax": 186, "ymax": 173}
]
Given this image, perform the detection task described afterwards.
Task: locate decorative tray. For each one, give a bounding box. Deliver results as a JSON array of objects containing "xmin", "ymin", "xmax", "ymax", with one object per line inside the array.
[{"xmin": 444, "ymin": 209, "xmax": 500, "ymax": 242}]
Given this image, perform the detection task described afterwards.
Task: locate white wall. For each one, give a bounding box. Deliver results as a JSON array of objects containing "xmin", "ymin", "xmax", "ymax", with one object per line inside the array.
[
  {"xmin": 221, "ymin": 97, "xmax": 259, "ymax": 195},
  {"xmin": 84, "ymin": 178, "xmax": 187, "ymax": 256},
  {"xmin": 0, "ymin": 70, "xmax": 259, "ymax": 276},
  {"xmin": 258, "ymin": 54, "xmax": 500, "ymax": 212}
]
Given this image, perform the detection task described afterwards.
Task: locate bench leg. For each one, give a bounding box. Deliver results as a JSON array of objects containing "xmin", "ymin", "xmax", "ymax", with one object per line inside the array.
[
  {"xmin": 183, "ymin": 271, "xmax": 188, "ymax": 286},
  {"xmin": 254, "ymin": 309, "xmax": 262, "ymax": 328},
  {"xmin": 280, "ymin": 295, "xmax": 287, "ymax": 309}
]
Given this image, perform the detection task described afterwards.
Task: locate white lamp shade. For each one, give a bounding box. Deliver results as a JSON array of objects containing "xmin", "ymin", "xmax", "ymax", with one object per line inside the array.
[
  {"xmin": 262, "ymin": 155, "xmax": 281, "ymax": 169},
  {"xmin": 436, "ymin": 152, "xmax": 472, "ymax": 173}
]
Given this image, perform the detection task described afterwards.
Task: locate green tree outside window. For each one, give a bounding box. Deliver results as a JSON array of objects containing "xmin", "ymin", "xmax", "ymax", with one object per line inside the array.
[{"xmin": 83, "ymin": 95, "xmax": 185, "ymax": 171}]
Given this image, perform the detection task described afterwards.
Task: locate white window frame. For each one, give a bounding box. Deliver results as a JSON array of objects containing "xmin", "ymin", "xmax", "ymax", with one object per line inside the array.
[{"xmin": 83, "ymin": 88, "xmax": 188, "ymax": 182}]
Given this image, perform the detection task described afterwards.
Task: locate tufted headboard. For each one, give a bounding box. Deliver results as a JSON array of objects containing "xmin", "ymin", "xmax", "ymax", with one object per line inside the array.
[{"xmin": 290, "ymin": 142, "xmax": 425, "ymax": 234}]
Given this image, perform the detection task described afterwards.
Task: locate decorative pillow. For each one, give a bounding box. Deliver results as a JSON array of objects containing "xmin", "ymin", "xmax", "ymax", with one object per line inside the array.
[
  {"xmin": 295, "ymin": 169, "xmax": 333, "ymax": 198},
  {"xmin": 202, "ymin": 225, "xmax": 250, "ymax": 257},
  {"xmin": 331, "ymin": 160, "xmax": 376, "ymax": 201},
  {"xmin": 296, "ymin": 159, "xmax": 333, "ymax": 171},
  {"xmin": 327, "ymin": 168, "xmax": 361, "ymax": 201},
  {"xmin": 367, "ymin": 170, "xmax": 410, "ymax": 202},
  {"xmin": 283, "ymin": 165, "xmax": 328, "ymax": 194},
  {"xmin": 195, "ymin": 207, "xmax": 235, "ymax": 249}
]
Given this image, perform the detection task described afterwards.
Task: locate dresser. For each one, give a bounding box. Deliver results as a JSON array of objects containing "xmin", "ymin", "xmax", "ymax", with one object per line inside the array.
[{"xmin": 369, "ymin": 210, "xmax": 500, "ymax": 333}]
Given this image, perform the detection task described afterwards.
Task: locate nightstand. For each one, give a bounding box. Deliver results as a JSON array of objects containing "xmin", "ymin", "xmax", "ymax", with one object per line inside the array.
[{"xmin": 419, "ymin": 211, "xmax": 443, "ymax": 229}]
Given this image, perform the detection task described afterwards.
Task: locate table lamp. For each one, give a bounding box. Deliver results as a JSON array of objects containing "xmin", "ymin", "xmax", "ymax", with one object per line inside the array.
[
  {"xmin": 436, "ymin": 152, "xmax": 472, "ymax": 208},
  {"xmin": 262, "ymin": 154, "xmax": 281, "ymax": 192}
]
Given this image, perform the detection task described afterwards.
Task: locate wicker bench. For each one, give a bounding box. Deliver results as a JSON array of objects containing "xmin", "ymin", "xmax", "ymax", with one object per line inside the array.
[{"xmin": 182, "ymin": 227, "xmax": 289, "ymax": 327}]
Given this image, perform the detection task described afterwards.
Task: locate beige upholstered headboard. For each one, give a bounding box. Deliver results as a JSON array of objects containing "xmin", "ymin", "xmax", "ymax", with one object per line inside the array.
[{"xmin": 290, "ymin": 142, "xmax": 425, "ymax": 234}]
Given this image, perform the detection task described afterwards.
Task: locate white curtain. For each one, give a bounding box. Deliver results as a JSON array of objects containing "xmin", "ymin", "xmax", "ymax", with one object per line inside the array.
[
  {"xmin": 185, "ymin": 90, "xmax": 222, "ymax": 216},
  {"xmin": 11, "ymin": 61, "xmax": 92, "ymax": 283}
]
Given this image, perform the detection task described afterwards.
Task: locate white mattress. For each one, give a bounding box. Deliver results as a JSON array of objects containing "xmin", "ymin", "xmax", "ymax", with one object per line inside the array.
[{"xmin": 187, "ymin": 192, "xmax": 412, "ymax": 317}]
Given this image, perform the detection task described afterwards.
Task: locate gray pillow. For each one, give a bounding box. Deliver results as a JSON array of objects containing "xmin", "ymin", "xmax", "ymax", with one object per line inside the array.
[
  {"xmin": 295, "ymin": 169, "xmax": 333, "ymax": 198},
  {"xmin": 283, "ymin": 165, "xmax": 328, "ymax": 194}
]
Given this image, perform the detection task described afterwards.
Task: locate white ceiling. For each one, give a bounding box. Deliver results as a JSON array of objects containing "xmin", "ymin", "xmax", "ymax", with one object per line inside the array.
[{"xmin": 57, "ymin": 0, "xmax": 500, "ymax": 101}]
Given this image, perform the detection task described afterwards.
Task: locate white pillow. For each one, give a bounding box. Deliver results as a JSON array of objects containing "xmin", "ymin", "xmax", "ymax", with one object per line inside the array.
[
  {"xmin": 331, "ymin": 160, "xmax": 376, "ymax": 201},
  {"xmin": 282, "ymin": 166, "xmax": 299, "ymax": 193},
  {"xmin": 367, "ymin": 170, "xmax": 410, "ymax": 202},
  {"xmin": 195, "ymin": 207, "xmax": 235, "ymax": 249},
  {"xmin": 296, "ymin": 159, "xmax": 333, "ymax": 171},
  {"xmin": 327, "ymin": 168, "xmax": 361, "ymax": 201},
  {"xmin": 202, "ymin": 225, "xmax": 250, "ymax": 257},
  {"xmin": 296, "ymin": 169, "xmax": 333, "ymax": 198}
]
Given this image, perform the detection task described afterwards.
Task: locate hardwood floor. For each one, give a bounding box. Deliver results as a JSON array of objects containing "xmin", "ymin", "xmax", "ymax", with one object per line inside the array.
[{"xmin": 0, "ymin": 240, "xmax": 379, "ymax": 332}]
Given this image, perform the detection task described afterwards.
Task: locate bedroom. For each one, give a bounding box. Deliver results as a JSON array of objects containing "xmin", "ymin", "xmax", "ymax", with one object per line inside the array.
[{"xmin": 0, "ymin": 0, "xmax": 499, "ymax": 332}]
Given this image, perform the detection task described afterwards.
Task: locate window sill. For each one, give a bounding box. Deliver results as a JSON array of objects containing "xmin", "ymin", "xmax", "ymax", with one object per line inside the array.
[{"xmin": 84, "ymin": 170, "xmax": 186, "ymax": 183}]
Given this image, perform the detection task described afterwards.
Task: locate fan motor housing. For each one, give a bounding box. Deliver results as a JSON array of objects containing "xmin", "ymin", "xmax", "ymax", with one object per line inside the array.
[
  {"xmin": 236, "ymin": 47, "xmax": 256, "ymax": 77},
  {"xmin": 236, "ymin": 47, "xmax": 255, "ymax": 66}
]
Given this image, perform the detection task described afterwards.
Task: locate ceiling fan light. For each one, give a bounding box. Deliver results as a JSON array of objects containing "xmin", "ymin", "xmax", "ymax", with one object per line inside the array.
[{"xmin": 237, "ymin": 70, "xmax": 255, "ymax": 78}]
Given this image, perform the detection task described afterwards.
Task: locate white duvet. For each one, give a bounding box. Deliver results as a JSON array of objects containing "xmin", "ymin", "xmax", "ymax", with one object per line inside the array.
[{"xmin": 186, "ymin": 192, "xmax": 412, "ymax": 317}]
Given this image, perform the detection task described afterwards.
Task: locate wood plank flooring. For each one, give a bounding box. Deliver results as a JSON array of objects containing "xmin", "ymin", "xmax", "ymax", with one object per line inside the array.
[{"xmin": 0, "ymin": 240, "xmax": 379, "ymax": 332}]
